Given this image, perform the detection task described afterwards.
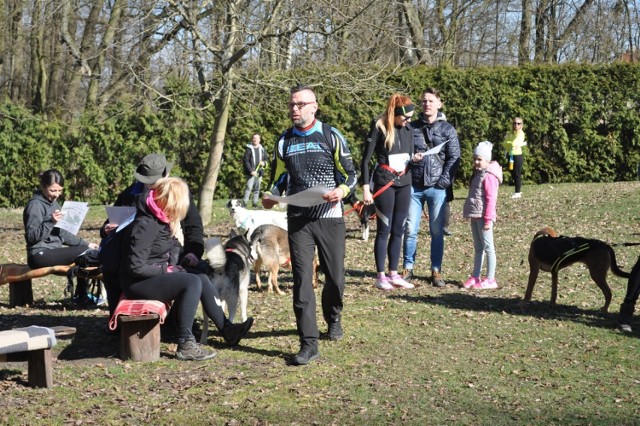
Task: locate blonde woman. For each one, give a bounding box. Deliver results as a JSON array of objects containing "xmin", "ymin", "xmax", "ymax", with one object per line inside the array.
[
  {"xmin": 361, "ymin": 94, "xmax": 417, "ymax": 291},
  {"xmin": 503, "ymin": 117, "xmax": 526, "ymax": 198},
  {"xmin": 120, "ymin": 177, "xmax": 252, "ymax": 361}
]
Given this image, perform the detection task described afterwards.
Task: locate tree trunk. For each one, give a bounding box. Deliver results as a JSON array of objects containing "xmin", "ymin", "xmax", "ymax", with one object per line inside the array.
[
  {"xmin": 399, "ymin": 0, "xmax": 427, "ymax": 64},
  {"xmin": 198, "ymin": 84, "xmax": 232, "ymax": 224},
  {"xmin": 518, "ymin": 0, "xmax": 532, "ymax": 64},
  {"xmin": 533, "ymin": 0, "xmax": 547, "ymax": 63},
  {"xmin": 87, "ymin": 0, "xmax": 124, "ymax": 107},
  {"xmin": 60, "ymin": 0, "xmax": 92, "ymax": 116},
  {"xmin": 30, "ymin": 0, "xmax": 46, "ymax": 112}
]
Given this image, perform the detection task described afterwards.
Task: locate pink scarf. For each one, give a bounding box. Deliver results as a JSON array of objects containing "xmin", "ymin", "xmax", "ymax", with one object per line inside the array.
[{"xmin": 146, "ymin": 190, "xmax": 170, "ymax": 224}]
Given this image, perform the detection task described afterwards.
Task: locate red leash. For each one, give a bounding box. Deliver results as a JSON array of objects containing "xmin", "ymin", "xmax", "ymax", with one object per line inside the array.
[{"xmin": 344, "ymin": 164, "xmax": 406, "ymax": 216}]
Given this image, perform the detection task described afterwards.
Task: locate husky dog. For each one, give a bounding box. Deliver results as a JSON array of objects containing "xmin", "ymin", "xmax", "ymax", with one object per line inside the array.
[
  {"xmin": 226, "ymin": 199, "xmax": 288, "ymax": 238},
  {"xmin": 524, "ymin": 227, "xmax": 630, "ymax": 313},
  {"xmin": 204, "ymin": 235, "xmax": 253, "ymax": 323}
]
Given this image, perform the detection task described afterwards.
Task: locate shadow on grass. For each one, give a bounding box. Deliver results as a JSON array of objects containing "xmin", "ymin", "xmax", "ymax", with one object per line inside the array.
[{"xmin": 391, "ymin": 292, "xmax": 640, "ymax": 338}]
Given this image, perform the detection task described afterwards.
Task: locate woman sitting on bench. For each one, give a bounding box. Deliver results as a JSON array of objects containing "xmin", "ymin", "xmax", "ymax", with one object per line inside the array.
[
  {"xmin": 119, "ymin": 177, "xmax": 253, "ymax": 361},
  {"xmin": 23, "ymin": 169, "xmax": 98, "ymax": 302}
]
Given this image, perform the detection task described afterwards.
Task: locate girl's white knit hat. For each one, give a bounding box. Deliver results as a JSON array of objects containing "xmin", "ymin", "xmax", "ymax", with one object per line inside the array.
[{"xmin": 473, "ymin": 141, "xmax": 493, "ymax": 162}]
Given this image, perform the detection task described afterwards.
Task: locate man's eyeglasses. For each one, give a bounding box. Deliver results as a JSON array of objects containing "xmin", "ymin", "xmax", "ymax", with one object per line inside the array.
[
  {"xmin": 288, "ymin": 101, "xmax": 315, "ymax": 110},
  {"xmin": 513, "ymin": 122, "xmax": 522, "ymax": 125}
]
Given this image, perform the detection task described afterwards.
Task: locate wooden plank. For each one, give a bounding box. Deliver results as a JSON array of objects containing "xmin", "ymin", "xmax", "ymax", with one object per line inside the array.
[
  {"xmin": 27, "ymin": 348, "xmax": 53, "ymax": 388},
  {"xmin": 51, "ymin": 326, "xmax": 77, "ymax": 337}
]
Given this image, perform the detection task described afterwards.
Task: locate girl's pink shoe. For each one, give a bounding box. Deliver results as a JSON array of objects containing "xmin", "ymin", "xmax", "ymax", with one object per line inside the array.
[
  {"xmin": 463, "ymin": 276, "xmax": 480, "ymax": 288},
  {"xmin": 473, "ymin": 278, "xmax": 498, "ymax": 289}
]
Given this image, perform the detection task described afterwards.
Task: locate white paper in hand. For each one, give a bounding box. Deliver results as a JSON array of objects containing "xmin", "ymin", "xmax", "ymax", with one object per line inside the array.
[
  {"xmin": 266, "ymin": 186, "xmax": 330, "ymax": 207},
  {"xmin": 54, "ymin": 201, "xmax": 89, "ymax": 235}
]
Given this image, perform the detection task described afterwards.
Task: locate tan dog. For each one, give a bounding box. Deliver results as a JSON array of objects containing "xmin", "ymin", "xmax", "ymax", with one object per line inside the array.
[
  {"xmin": 250, "ymin": 224, "xmax": 318, "ymax": 294},
  {"xmin": 524, "ymin": 227, "xmax": 630, "ymax": 312}
]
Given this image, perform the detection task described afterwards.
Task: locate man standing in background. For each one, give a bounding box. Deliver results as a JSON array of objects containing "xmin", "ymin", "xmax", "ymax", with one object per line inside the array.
[{"xmin": 243, "ymin": 133, "xmax": 268, "ymax": 208}]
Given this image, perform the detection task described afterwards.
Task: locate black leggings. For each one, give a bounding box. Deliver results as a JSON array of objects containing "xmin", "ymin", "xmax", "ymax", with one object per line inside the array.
[
  {"xmin": 124, "ymin": 273, "xmax": 202, "ymax": 342},
  {"xmin": 511, "ymin": 154, "xmax": 524, "ymax": 193},
  {"xmin": 121, "ymin": 270, "xmax": 227, "ymax": 336},
  {"xmin": 623, "ymin": 257, "xmax": 640, "ymax": 307},
  {"xmin": 28, "ymin": 246, "xmax": 90, "ymax": 296},
  {"xmin": 373, "ymin": 184, "xmax": 411, "ymax": 272},
  {"xmin": 27, "ymin": 246, "xmax": 89, "ymax": 269},
  {"xmin": 191, "ymin": 271, "xmax": 227, "ymax": 331}
]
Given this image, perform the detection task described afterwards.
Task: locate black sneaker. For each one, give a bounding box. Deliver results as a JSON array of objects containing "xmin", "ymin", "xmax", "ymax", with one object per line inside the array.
[
  {"xmin": 327, "ymin": 321, "xmax": 344, "ymax": 341},
  {"xmin": 176, "ymin": 338, "xmax": 217, "ymax": 361},
  {"xmin": 222, "ymin": 317, "xmax": 254, "ymax": 346},
  {"xmin": 289, "ymin": 346, "xmax": 319, "ymax": 366}
]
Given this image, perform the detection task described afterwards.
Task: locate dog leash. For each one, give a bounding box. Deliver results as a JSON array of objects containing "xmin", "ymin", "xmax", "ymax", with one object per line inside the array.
[{"xmin": 344, "ymin": 164, "xmax": 406, "ymax": 216}]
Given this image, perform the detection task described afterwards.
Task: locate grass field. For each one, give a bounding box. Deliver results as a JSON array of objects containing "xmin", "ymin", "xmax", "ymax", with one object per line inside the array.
[{"xmin": 1, "ymin": 182, "xmax": 639, "ymax": 425}]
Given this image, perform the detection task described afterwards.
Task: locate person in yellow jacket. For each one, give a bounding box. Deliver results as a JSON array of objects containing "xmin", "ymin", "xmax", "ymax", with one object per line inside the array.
[{"xmin": 503, "ymin": 117, "xmax": 527, "ymax": 198}]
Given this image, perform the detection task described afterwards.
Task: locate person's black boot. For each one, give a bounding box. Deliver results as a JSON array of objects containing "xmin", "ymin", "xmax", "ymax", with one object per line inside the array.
[
  {"xmin": 327, "ymin": 321, "xmax": 343, "ymax": 341},
  {"xmin": 222, "ymin": 317, "xmax": 254, "ymax": 346},
  {"xmin": 618, "ymin": 302, "xmax": 635, "ymax": 333},
  {"xmin": 289, "ymin": 346, "xmax": 319, "ymax": 366}
]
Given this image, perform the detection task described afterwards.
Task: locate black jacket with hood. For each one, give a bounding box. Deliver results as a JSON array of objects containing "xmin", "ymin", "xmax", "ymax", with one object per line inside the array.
[{"xmin": 119, "ymin": 190, "xmax": 181, "ymax": 288}]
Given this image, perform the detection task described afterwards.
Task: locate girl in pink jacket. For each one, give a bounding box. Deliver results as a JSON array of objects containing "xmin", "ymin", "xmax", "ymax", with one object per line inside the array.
[{"xmin": 462, "ymin": 141, "xmax": 503, "ymax": 289}]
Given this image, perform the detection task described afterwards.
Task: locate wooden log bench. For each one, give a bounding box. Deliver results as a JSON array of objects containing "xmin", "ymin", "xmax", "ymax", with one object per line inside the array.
[
  {"xmin": 0, "ymin": 263, "xmax": 73, "ymax": 307},
  {"xmin": 0, "ymin": 326, "xmax": 60, "ymax": 388},
  {"xmin": 109, "ymin": 299, "xmax": 170, "ymax": 362},
  {"xmin": 0, "ymin": 263, "xmax": 103, "ymax": 307}
]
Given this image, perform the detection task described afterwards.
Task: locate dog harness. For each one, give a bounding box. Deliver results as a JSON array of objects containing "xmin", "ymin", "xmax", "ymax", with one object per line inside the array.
[{"xmin": 533, "ymin": 234, "xmax": 591, "ymax": 274}]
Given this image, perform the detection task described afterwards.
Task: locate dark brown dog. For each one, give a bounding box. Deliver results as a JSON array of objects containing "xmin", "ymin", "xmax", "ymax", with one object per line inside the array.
[
  {"xmin": 524, "ymin": 227, "xmax": 630, "ymax": 312},
  {"xmin": 250, "ymin": 224, "xmax": 318, "ymax": 294}
]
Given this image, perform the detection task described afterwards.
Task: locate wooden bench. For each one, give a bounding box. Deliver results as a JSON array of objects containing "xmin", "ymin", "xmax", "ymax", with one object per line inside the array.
[
  {"xmin": 0, "ymin": 263, "xmax": 103, "ymax": 307},
  {"xmin": 0, "ymin": 326, "xmax": 60, "ymax": 388},
  {"xmin": 0, "ymin": 263, "xmax": 72, "ymax": 307}
]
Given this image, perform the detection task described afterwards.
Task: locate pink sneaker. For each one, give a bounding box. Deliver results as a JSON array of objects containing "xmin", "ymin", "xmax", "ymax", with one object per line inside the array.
[
  {"xmin": 463, "ymin": 276, "xmax": 480, "ymax": 289},
  {"xmin": 376, "ymin": 276, "xmax": 394, "ymax": 291},
  {"xmin": 473, "ymin": 278, "xmax": 498, "ymax": 289},
  {"xmin": 389, "ymin": 274, "xmax": 415, "ymax": 289}
]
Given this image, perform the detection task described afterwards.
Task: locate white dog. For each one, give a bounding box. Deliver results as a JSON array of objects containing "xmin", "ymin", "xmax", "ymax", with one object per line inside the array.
[{"xmin": 226, "ymin": 199, "xmax": 288, "ymax": 238}]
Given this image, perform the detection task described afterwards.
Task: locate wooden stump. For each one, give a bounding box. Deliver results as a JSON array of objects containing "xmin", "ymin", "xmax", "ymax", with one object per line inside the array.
[
  {"xmin": 119, "ymin": 314, "xmax": 161, "ymax": 362},
  {"xmin": 9, "ymin": 280, "xmax": 33, "ymax": 307}
]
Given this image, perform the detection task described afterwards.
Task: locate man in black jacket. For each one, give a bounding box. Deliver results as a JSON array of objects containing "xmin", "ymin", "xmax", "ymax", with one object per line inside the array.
[
  {"xmin": 242, "ymin": 134, "xmax": 268, "ymax": 208},
  {"xmin": 403, "ymin": 88, "xmax": 461, "ymax": 287}
]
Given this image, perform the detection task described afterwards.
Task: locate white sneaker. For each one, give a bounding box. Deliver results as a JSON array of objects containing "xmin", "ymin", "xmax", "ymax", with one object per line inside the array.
[
  {"xmin": 511, "ymin": 192, "xmax": 521, "ymax": 199},
  {"xmin": 376, "ymin": 277, "xmax": 394, "ymax": 291},
  {"xmin": 389, "ymin": 274, "xmax": 415, "ymax": 289}
]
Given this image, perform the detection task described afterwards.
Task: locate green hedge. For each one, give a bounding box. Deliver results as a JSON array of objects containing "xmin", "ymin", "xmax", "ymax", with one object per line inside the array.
[{"xmin": 0, "ymin": 63, "xmax": 638, "ymax": 207}]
